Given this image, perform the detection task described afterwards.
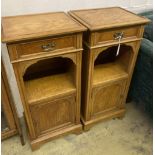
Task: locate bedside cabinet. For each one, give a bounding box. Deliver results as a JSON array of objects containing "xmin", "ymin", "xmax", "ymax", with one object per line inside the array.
[
  {"xmin": 2, "ymin": 12, "xmax": 86, "ymax": 150},
  {"xmin": 69, "ymin": 7, "xmax": 150, "ymax": 130},
  {"xmin": 2, "ymin": 60, "xmax": 24, "ymax": 145}
]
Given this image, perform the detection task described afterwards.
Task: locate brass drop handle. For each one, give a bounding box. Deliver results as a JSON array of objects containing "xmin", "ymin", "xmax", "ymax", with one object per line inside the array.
[
  {"xmin": 41, "ymin": 42, "xmax": 56, "ymax": 51},
  {"xmin": 114, "ymin": 32, "xmax": 124, "ymax": 56},
  {"xmin": 113, "ymin": 32, "xmax": 124, "ymax": 40}
]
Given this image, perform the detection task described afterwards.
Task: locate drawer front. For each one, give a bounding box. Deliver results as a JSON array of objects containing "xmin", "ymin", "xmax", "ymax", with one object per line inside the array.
[
  {"xmin": 8, "ymin": 35, "xmax": 76, "ymax": 60},
  {"xmin": 30, "ymin": 95, "xmax": 76, "ymax": 137},
  {"xmin": 95, "ymin": 26, "xmax": 141, "ymax": 45}
]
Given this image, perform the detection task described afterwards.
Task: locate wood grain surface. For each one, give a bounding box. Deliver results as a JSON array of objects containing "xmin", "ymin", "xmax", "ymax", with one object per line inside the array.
[
  {"xmin": 4, "ymin": 12, "xmax": 84, "ymax": 149},
  {"xmin": 69, "ymin": 7, "xmax": 150, "ymax": 31},
  {"xmin": 2, "ymin": 12, "xmax": 86, "ymax": 43},
  {"xmin": 25, "ymin": 73, "xmax": 76, "ymax": 104},
  {"xmin": 69, "ymin": 7, "xmax": 149, "ymax": 130}
]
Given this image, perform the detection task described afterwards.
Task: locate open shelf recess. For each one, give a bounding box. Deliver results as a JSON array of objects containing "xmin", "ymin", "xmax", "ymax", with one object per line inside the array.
[
  {"xmin": 93, "ymin": 45, "xmax": 132, "ymax": 86},
  {"xmin": 23, "ymin": 57, "xmax": 76, "ymax": 104}
]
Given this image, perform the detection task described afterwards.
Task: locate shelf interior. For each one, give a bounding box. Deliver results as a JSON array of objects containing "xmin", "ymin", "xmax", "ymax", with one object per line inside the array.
[
  {"xmin": 93, "ymin": 45, "xmax": 132, "ymax": 86},
  {"xmin": 25, "ymin": 73, "xmax": 75, "ymax": 103},
  {"xmin": 23, "ymin": 57, "xmax": 76, "ymax": 104},
  {"xmin": 93, "ymin": 63, "xmax": 128, "ymax": 85}
]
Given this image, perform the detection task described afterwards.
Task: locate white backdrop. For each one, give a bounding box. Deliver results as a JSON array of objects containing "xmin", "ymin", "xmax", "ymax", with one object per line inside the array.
[
  {"xmin": 2, "ymin": 0, "xmax": 152, "ymax": 16},
  {"xmin": 1, "ymin": 0, "xmax": 153, "ymax": 117}
]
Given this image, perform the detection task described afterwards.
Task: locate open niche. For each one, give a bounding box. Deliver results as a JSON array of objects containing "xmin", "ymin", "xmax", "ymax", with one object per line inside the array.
[
  {"xmin": 23, "ymin": 57, "xmax": 76, "ymax": 104},
  {"xmin": 93, "ymin": 45, "xmax": 133, "ymax": 86}
]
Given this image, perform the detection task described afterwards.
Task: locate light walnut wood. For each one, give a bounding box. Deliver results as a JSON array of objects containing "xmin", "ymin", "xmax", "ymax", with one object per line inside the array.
[
  {"xmin": 93, "ymin": 63, "xmax": 128, "ymax": 86},
  {"xmin": 83, "ymin": 26, "xmax": 142, "ymax": 47},
  {"xmin": 1, "ymin": 77, "xmax": 16, "ymax": 132},
  {"xmin": 2, "ymin": 8, "xmax": 149, "ymax": 149},
  {"xmin": 69, "ymin": 7, "xmax": 150, "ymax": 31},
  {"xmin": 3, "ymin": 12, "xmax": 85, "ymax": 150},
  {"xmin": 30, "ymin": 95, "xmax": 76, "ymax": 137},
  {"xmin": 30, "ymin": 124, "xmax": 82, "ymax": 151},
  {"xmin": 69, "ymin": 7, "xmax": 149, "ymax": 130},
  {"xmin": 8, "ymin": 35, "xmax": 77, "ymax": 61},
  {"xmin": 12, "ymin": 63, "xmax": 37, "ymax": 139},
  {"xmin": 95, "ymin": 26, "xmax": 140, "ymax": 45},
  {"xmin": 81, "ymin": 108, "xmax": 126, "ymax": 131},
  {"xmin": 1, "ymin": 60, "xmax": 25, "ymax": 145},
  {"xmin": 92, "ymin": 79, "xmax": 127, "ymax": 118},
  {"xmin": 2, "ymin": 12, "xmax": 86, "ymax": 43},
  {"xmin": 25, "ymin": 73, "xmax": 76, "ymax": 104}
]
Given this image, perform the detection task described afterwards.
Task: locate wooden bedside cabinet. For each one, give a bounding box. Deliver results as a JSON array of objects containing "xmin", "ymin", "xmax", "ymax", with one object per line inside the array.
[
  {"xmin": 2, "ymin": 60, "xmax": 24, "ymax": 145},
  {"xmin": 69, "ymin": 7, "xmax": 150, "ymax": 130},
  {"xmin": 2, "ymin": 12, "xmax": 86, "ymax": 150}
]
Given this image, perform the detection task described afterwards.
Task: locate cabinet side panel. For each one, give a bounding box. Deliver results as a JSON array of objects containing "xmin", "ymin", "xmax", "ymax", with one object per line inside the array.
[{"xmin": 81, "ymin": 46, "xmax": 93, "ymax": 121}]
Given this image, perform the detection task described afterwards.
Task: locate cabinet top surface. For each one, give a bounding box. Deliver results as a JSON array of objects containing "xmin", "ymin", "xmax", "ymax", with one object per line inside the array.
[
  {"xmin": 2, "ymin": 12, "xmax": 86, "ymax": 43},
  {"xmin": 69, "ymin": 7, "xmax": 150, "ymax": 31}
]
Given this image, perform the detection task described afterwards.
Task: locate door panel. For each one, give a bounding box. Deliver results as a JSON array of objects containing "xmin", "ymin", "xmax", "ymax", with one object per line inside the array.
[
  {"xmin": 30, "ymin": 95, "xmax": 76, "ymax": 136},
  {"xmin": 92, "ymin": 80, "xmax": 127, "ymax": 117}
]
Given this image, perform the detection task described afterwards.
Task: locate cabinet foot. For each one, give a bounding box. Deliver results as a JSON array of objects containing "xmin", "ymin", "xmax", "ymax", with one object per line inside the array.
[
  {"xmin": 73, "ymin": 129, "xmax": 83, "ymax": 135},
  {"xmin": 30, "ymin": 124, "xmax": 82, "ymax": 151},
  {"xmin": 31, "ymin": 143, "xmax": 41, "ymax": 151},
  {"xmin": 81, "ymin": 109, "xmax": 126, "ymax": 132},
  {"xmin": 81, "ymin": 117, "xmax": 92, "ymax": 131}
]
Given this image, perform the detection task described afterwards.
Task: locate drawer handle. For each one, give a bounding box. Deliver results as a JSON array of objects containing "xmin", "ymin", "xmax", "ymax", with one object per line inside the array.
[
  {"xmin": 113, "ymin": 32, "xmax": 124, "ymax": 40},
  {"xmin": 41, "ymin": 42, "xmax": 56, "ymax": 51}
]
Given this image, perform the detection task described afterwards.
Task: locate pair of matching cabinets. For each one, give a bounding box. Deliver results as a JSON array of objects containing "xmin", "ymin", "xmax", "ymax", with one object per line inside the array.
[{"xmin": 2, "ymin": 7, "xmax": 149, "ymax": 150}]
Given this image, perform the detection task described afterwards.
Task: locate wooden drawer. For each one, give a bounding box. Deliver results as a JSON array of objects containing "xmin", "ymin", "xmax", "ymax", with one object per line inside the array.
[
  {"xmin": 95, "ymin": 26, "xmax": 141, "ymax": 46},
  {"xmin": 30, "ymin": 95, "xmax": 76, "ymax": 137},
  {"xmin": 8, "ymin": 35, "xmax": 77, "ymax": 61}
]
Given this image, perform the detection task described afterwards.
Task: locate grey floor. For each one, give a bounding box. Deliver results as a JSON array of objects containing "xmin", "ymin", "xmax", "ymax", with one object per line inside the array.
[{"xmin": 2, "ymin": 102, "xmax": 153, "ymax": 155}]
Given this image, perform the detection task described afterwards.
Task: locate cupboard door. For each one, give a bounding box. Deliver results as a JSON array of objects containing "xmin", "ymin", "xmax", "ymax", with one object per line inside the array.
[
  {"xmin": 30, "ymin": 95, "xmax": 76, "ymax": 136},
  {"xmin": 91, "ymin": 80, "xmax": 127, "ymax": 117}
]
